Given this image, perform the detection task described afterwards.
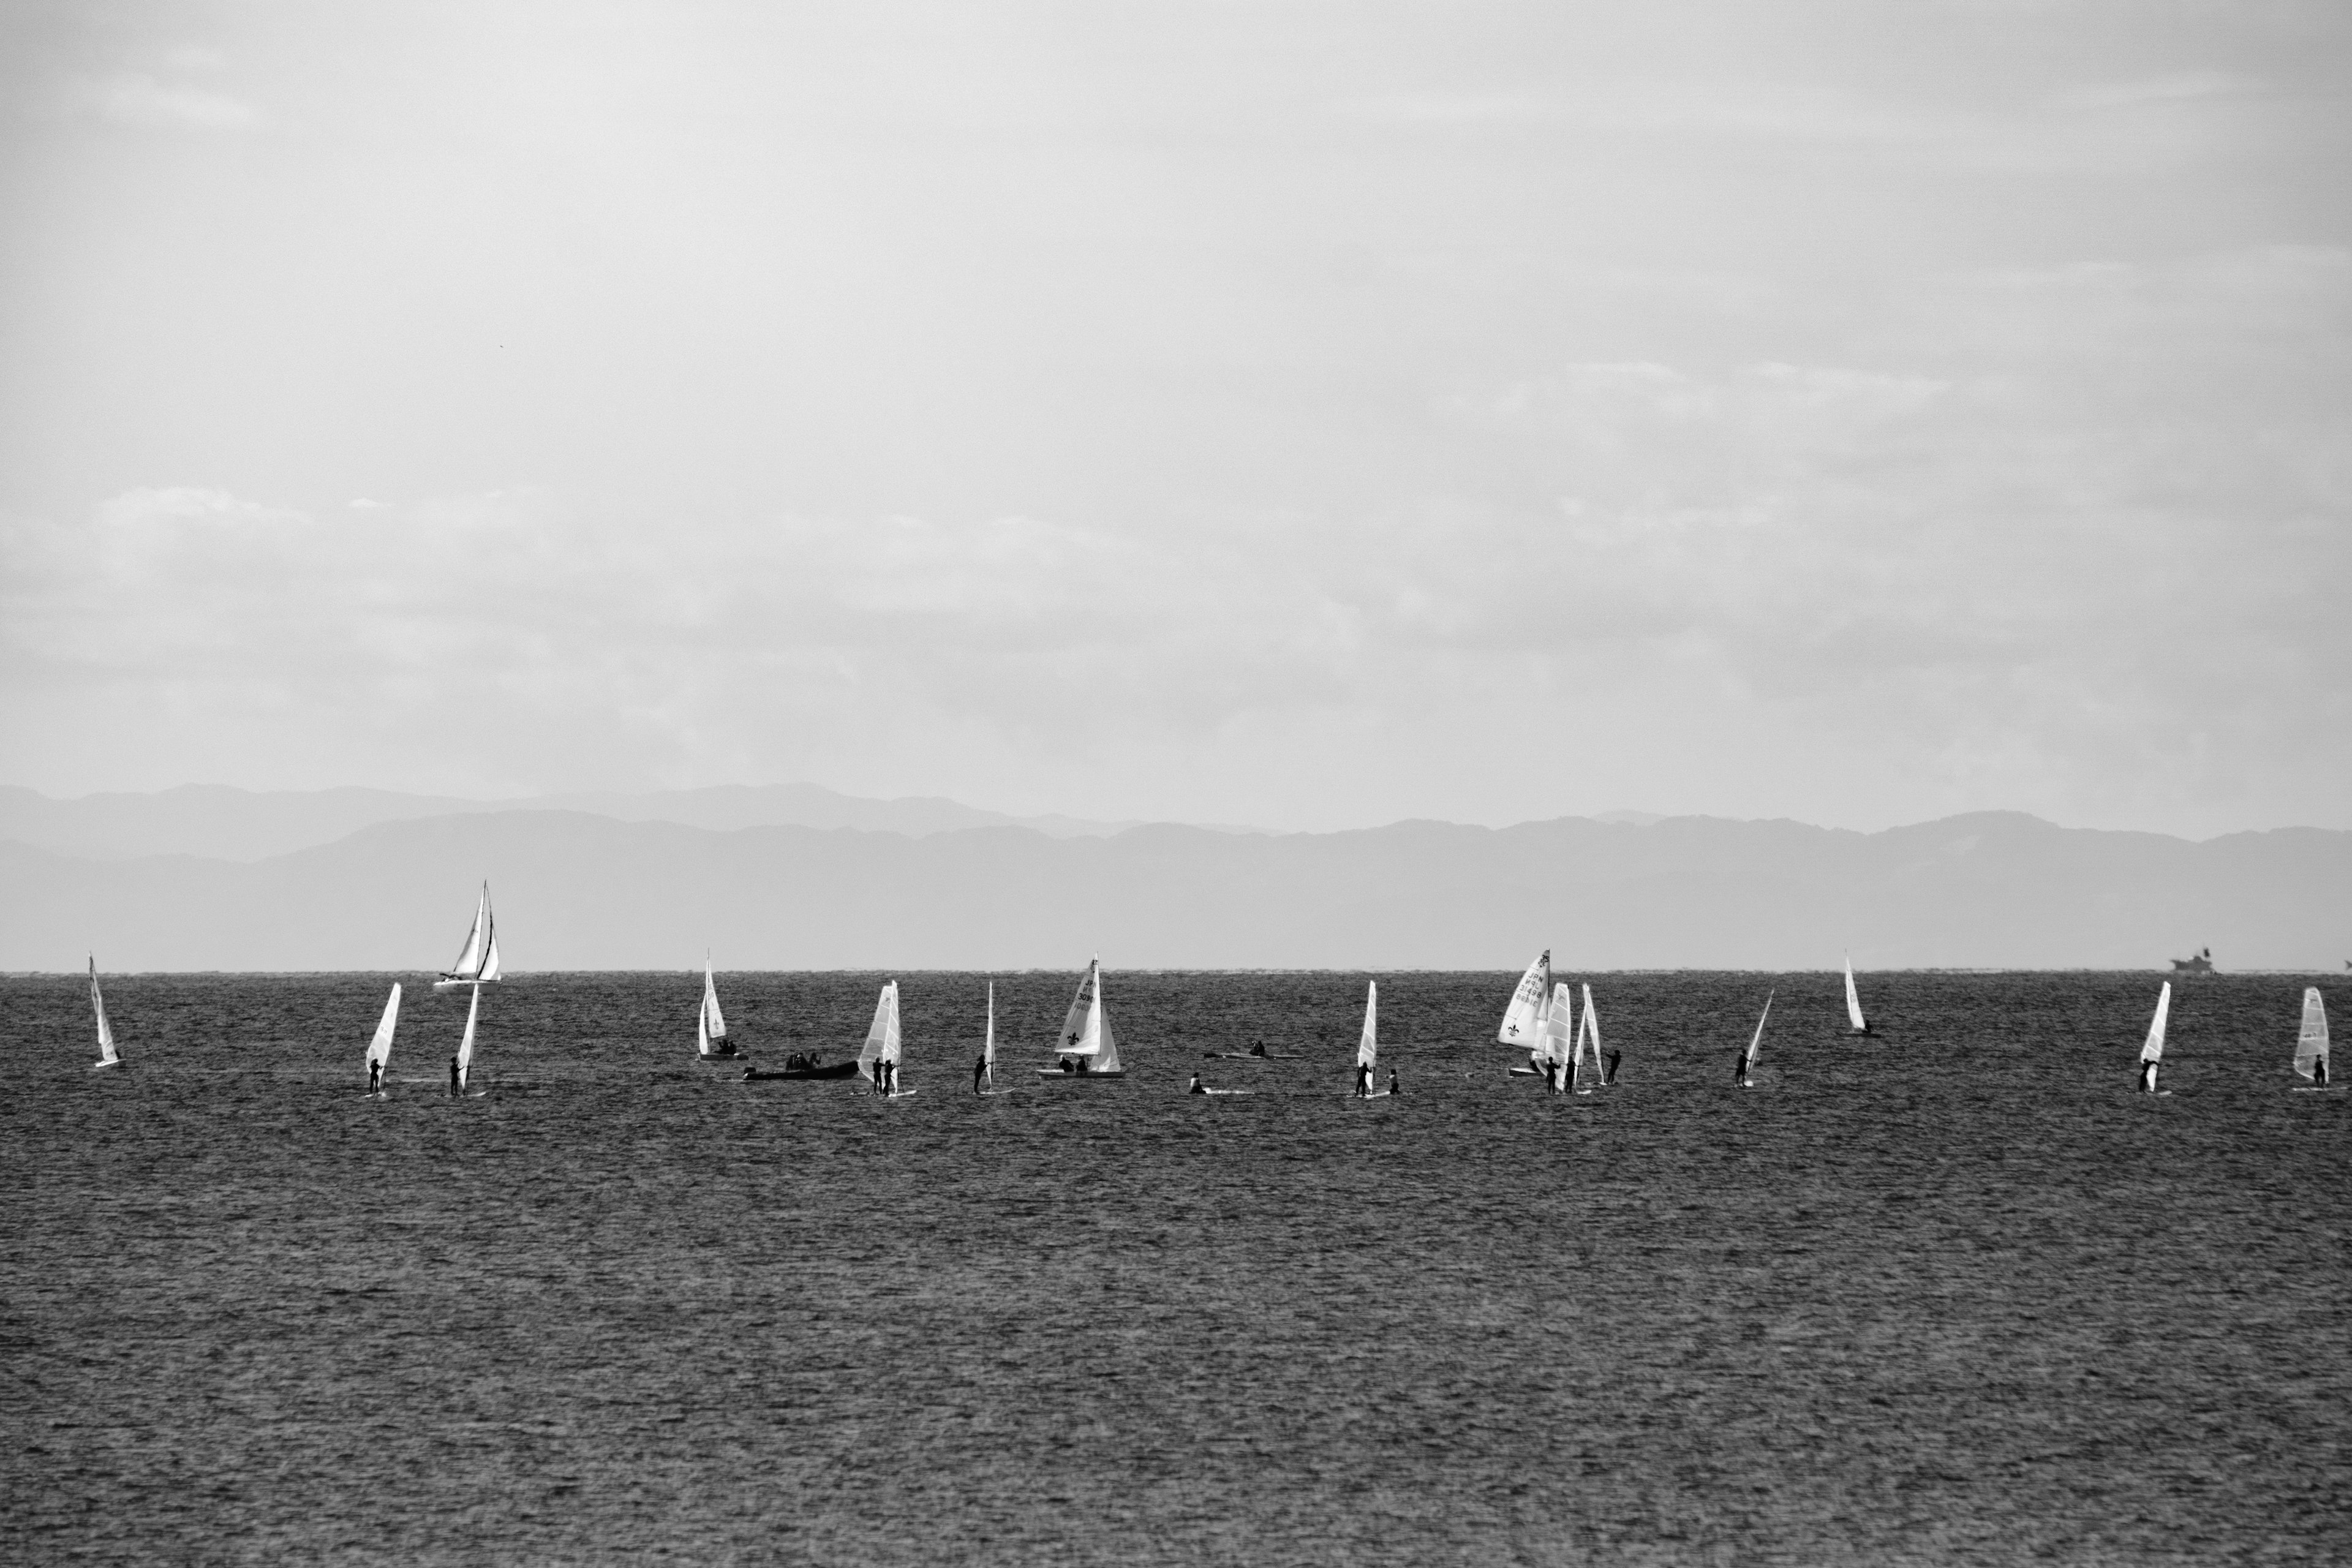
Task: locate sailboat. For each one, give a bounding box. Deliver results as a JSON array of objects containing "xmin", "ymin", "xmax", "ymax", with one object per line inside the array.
[
  {"xmin": 88, "ymin": 955, "xmax": 123, "ymax": 1070},
  {"xmin": 1498, "ymin": 950, "xmax": 1551, "ymax": 1057},
  {"xmin": 696, "ymin": 956, "xmax": 740, "ymax": 1059},
  {"xmin": 858, "ymin": 981, "xmax": 910, "ymax": 1095},
  {"xmin": 364, "ymin": 982, "xmax": 400, "ymax": 1091},
  {"xmin": 1039, "ymin": 957, "xmax": 1124, "ymax": 1079},
  {"xmin": 980, "ymin": 981, "xmax": 999, "ymax": 1093},
  {"xmin": 1843, "ymin": 954, "xmax": 1874, "ymax": 1036},
  {"xmin": 1738, "ymin": 990, "xmax": 1774, "ymax": 1087},
  {"xmin": 1573, "ymin": 982, "xmax": 1605, "ymax": 1091},
  {"xmin": 1352, "ymin": 980, "xmax": 1387, "ymax": 1096},
  {"xmin": 454, "ymin": 982, "xmax": 481, "ymax": 1093},
  {"xmin": 1532, "ymin": 982, "xmax": 1575, "ymax": 1091},
  {"xmin": 435, "ymin": 882, "xmax": 502, "ymax": 989},
  {"xmin": 2294, "ymin": 988, "xmax": 2331, "ymax": 1088},
  {"xmin": 2138, "ymin": 982, "xmax": 2170, "ymax": 1093}
]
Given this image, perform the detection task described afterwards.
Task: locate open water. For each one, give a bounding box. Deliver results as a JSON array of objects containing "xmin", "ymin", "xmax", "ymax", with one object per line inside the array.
[{"xmin": 4, "ymin": 969, "xmax": 2348, "ymax": 1564}]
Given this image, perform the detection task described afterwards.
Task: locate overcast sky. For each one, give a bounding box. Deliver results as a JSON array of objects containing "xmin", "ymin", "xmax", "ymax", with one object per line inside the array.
[{"xmin": 1, "ymin": 1, "xmax": 2345, "ymax": 836}]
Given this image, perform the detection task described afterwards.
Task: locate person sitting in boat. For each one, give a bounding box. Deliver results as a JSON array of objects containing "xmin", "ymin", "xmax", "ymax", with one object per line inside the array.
[
  {"xmin": 1058, "ymin": 1055, "xmax": 1076, "ymax": 1074},
  {"xmin": 1250, "ymin": 1041, "xmax": 1268, "ymax": 1058},
  {"xmin": 1188, "ymin": 1072, "xmax": 1207, "ymax": 1094}
]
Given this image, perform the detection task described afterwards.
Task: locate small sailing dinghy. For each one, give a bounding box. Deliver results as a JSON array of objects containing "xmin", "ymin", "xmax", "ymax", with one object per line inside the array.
[
  {"xmin": 1350, "ymin": 981, "xmax": 1388, "ymax": 1096},
  {"xmin": 1738, "ymin": 990, "xmax": 1774, "ymax": 1087},
  {"xmin": 1844, "ymin": 954, "xmax": 1874, "ymax": 1036},
  {"xmin": 696, "ymin": 956, "xmax": 741, "ymax": 1060},
  {"xmin": 858, "ymin": 981, "xmax": 911, "ymax": 1096},
  {"xmin": 454, "ymin": 982, "xmax": 481, "ymax": 1095},
  {"xmin": 364, "ymin": 982, "xmax": 400, "ymax": 1093},
  {"xmin": 1572, "ymin": 982, "xmax": 1605, "ymax": 1091},
  {"xmin": 2138, "ymin": 982, "xmax": 2170, "ymax": 1094},
  {"xmin": 88, "ymin": 955, "xmax": 124, "ymax": 1070},
  {"xmin": 2294, "ymin": 988, "xmax": 2331, "ymax": 1089},
  {"xmin": 1039, "ymin": 957, "xmax": 1125, "ymax": 1079},
  {"xmin": 1498, "ymin": 950, "xmax": 1551, "ymax": 1058},
  {"xmin": 435, "ymin": 882, "xmax": 502, "ymax": 989}
]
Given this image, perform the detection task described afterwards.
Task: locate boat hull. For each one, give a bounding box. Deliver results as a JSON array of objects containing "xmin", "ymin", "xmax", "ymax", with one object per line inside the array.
[
  {"xmin": 742, "ymin": 1061, "xmax": 861, "ymax": 1081},
  {"xmin": 1036, "ymin": 1068, "xmax": 1126, "ymax": 1079},
  {"xmin": 433, "ymin": 976, "xmax": 499, "ymax": 990}
]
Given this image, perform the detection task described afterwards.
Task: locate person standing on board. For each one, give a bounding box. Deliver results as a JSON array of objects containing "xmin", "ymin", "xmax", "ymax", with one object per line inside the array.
[
  {"xmin": 1354, "ymin": 1060, "xmax": 1371, "ymax": 1098},
  {"xmin": 368, "ymin": 1059, "xmax": 382, "ymax": 1095},
  {"xmin": 1387, "ymin": 1066, "xmax": 1400, "ymax": 1096},
  {"xmin": 1733, "ymin": 1050, "xmax": 1749, "ymax": 1087},
  {"xmin": 1603, "ymin": 1049, "xmax": 1622, "ymax": 1086},
  {"xmin": 1188, "ymin": 1072, "xmax": 1207, "ymax": 1095},
  {"xmin": 448, "ymin": 1055, "xmax": 461, "ymax": 1097},
  {"xmin": 973, "ymin": 1053, "xmax": 987, "ymax": 1095}
]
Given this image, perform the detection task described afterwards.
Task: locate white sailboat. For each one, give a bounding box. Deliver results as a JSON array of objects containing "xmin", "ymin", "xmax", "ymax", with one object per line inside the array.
[
  {"xmin": 1739, "ymin": 990, "xmax": 1774, "ymax": 1086},
  {"xmin": 2138, "ymin": 982, "xmax": 2170, "ymax": 1093},
  {"xmin": 1573, "ymin": 982, "xmax": 1605, "ymax": 1090},
  {"xmin": 2294, "ymin": 988, "xmax": 2330, "ymax": 1088},
  {"xmin": 455, "ymin": 981, "xmax": 480, "ymax": 1092},
  {"xmin": 1498, "ymin": 949, "xmax": 1551, "ymax": 1053},
  {"xmin": 1844, "ymin": 954, "xmax": 1871, "ymax": 1035},
  {"xmin": 364, "ymin": 982, "xmax": 400, "ymax": 1091},
  {"xmin": 696, "ymin": 956, "xmax": 738, "ymax": 1059},
  {"xmin": 435, "ymin": 882, "xmax": 502, "ymax": 988},
  {"xmin": 1352, "ymin": 980, "xmax": 1386, "ymax": 1096},
  {"xmin": 88, "ymin": 955, "xmax": 123, "ymax": 1069},
  {"xmin": 1039, "ymin": 957, "xmax": 1124, "ymax": 1078},
  {"xmin": 858, "ymin": 981, "xmax": 907, "ymax": 1095}
]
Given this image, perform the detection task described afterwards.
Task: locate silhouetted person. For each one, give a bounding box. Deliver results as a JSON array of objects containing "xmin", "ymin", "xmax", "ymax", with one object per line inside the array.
[
  {"xmin": 1543, "ymin": 1060, "xmax": 1559, "ymax": 1093},
  {"xmin": 1603, "ymin": 1049, "xmax": 1621, "ymax": 1085},
  {"xmin": 1250, "ymin": 1042, "xmax": 1267, "ymax": 1058},
  {"xmin": 2317, "ymin": 1057, "xmax": 2331, "ymax": 1088},
  {"xmin": 1733, "ymin": 1052, "xmax": 1749, "ymax": 1087},
  {"xmin": 1387, "ymin": 1066, "xmax": 1400, "ymax": 1096},
  {"xmin": 1354, "ymin": 1061, "xmax": 1370, "ymax": 1098},
  {"xmin": 2140, "ymin": 1060, "xmax": 2159, "ymax": 1094},
  {"xmin": 1189, "ymin": 1072, "xmax": 1207, "ymax": 1095},
  {"xmin": 973, "ymin": 1054, "xmax": 988, "ymax": 1095},
  {"xmin": 368, "ymin": 1060, "xmax": 382, "ymax": 1095},
  {"xmin": 449, "ymin": 1056, "xmax": 461, "ymax": 1096}
]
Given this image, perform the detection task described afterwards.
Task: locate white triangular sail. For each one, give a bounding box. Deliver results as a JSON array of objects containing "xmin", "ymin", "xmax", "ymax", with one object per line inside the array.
[
  {"xmin": 858, "ymin": 982, "xmax": 901, "ymax": 1080},
  {"xmin": 456, "ymin": 982, "xmax": 480, "ymax": 1088},
  {"xmin": 1498, "ymin": 950, "xmax": 1550, "ymax": 1046},
  {"xmin": 1575, "ymin": 982, "xmax": 1604, "ymax": 1087},
  {"xmin": 1357, "ymin": 981, "xmax": 1378, "ymax": 1072},
  {"xmin": 1054, "ymin": 959, "xmax": 1121, "ymax": 1073},
  {"xmin": 984, "ymin": 981, "xmax": 997, "ymax": 1083},
  {"xmin": 89, "ymin": 955, "xmax": 119, "ymax": 1066},
  {"xmin": 2140, "ymin": 982, "xmax": 2171, "ymax": 1065},
  {"xmin": 440, "ymin": 882, "xmax": 501, "ymax": 984},
  {"xmin": 1844, "ymin": 954, "xmax": 1866, "ymax": 1032},
  {"xmin": 1745, "ymin": 990, "xmax": 1774, "ymax": 1072},
  {"xmin": 1539, "ymin": 982, "xmax": 1575, "ymax": 1090},
  {"xmin": 2294, "ymin": 988, "xmax": 2329, "ymax": 1082},
  {"xmin": 698, "ymin": 957, "xmax": 726, "ymax": 1057},
  {"xmin": 366, "ymin": 983, "xmax": 401, "ymax": 1073}
]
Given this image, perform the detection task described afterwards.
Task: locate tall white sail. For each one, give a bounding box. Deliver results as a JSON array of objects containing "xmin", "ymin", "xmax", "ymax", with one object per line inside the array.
[
  {"xmin": 698, "ymin": 957, "xmax": 726, "ymax": 1057},
  {"xmin": 1745, "ymin": 990, "xmax": 1774, "ymax": 1072},
  {"xmin": 1053, "ymin": 959, "xmax": 1121, "ymax": 1073},
  {"xmin": 89, "ymin": 955, "xmax": 119, "ymax": 1067},
  {"xmin": 1539, "ymin": 982, "xmax": 1575, "ymax": 1090},
  {"xmin": 858, "ymin": 982, "xmax": 901, "ymax": 1072},
  {"xmin": 2295, "ymin": 988, "xmax": 2329, "ymax": 1082},
  {"xmin": 456, "ymin": 982, "xmax": 480, "ymax": 1088},
  {"xmin": 1498, "ymin": 950, "xmax": 1550, "ymax": 1046},
  {"xmin": 1357, "ymin": 981, "xmax": 1378, "ymax": 1072},
  {"xmin": 366, "ymin": 983, "xmax": 401, "ymax": 1073},
  {"xmin": 1844, "ymin": 955, "xmax": 1866, "ymax": 1033},
  {"xmin": 1575, "ymin": 982, "xmax": 1604, "ymax": 1087},
  {"xmin": 2140, "ymin": 982, "xmax": 2171, "ymax": 1064},
  {"xmin": 984, "ymin": 982, "xmax": 997, "ymax": 1081},
  {"xmin": 439, "ymin": 882, "xmax": 502, "ymax": 985}
]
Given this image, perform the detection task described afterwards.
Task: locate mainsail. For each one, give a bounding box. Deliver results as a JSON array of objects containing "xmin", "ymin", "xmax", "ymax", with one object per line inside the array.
[
  {"xmin": 1054, "ymin": 959, "xmax": 1121, "ymax": 1074},
  {"xmin": 1844, "ymin": 955, "xmax": 1867, "ymax": 1033},
  {"xmin": 456, "ymin": 982, "xmax": 480, "ymax": 1088},
  {"xmin": 1575, "ymin": 982, "xmax": 1604, "ymax": 1088},
  {"xmin": 858, "ymin": 982, "xmax": 902, "ymax": 1074},
  {"xmin": 698, "ymin": 957, "xmax": 727, "ymax": 1057},
  {"xmin": 1498, "ymin": 950, "xmax": 1551, "ymax": 1046},
  {"xmin": 89, "ymin": 955, "xmax": 119, "ymax": 1067},
  {"xmin": 439, "ymin": 882, "xmax": 502, "ymax": 985},
  {"xmin": 2141, "ymin": 982, "xmax": 2171, "ymax": 1065},
  {"xmin": 1539, "ymin": 982, "xmax": 1575, "ymax": 1090},
  {"xmin": 366, "ymin": 983, "xmax": 401, "ymax": 1074},
  {"xmin": 2295, "ymin": 988, "xmax": 2329, "ymax": 1082},
  {"xmin": 1357, "ymin": 981, "xmax": 1379, "ymax": 1072},
  {"xmin": 1745, "ymin": 990, "xmax": 1774, "ymax": 1072}
]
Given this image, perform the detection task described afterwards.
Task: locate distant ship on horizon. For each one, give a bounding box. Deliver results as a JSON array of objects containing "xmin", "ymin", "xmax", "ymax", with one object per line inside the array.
[{"xmin": 2171, "ymin": 947, "xmax": 2214, "ymax": 974}]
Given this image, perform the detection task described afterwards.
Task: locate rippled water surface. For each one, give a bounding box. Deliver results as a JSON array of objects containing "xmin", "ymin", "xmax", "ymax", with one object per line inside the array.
[{"xmin": 5, "ymin": 969, "xmax": 2348, "ymax": 1564}]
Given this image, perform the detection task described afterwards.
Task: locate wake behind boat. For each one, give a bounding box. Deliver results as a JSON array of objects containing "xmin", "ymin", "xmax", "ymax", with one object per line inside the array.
[
  {"xmin": 1040, "ymin": 957, "xmax": 1125, "ymax": 1078},
  {"xmin": 435, "ymin": 882, "xmax": 502, "ymax": 989}
]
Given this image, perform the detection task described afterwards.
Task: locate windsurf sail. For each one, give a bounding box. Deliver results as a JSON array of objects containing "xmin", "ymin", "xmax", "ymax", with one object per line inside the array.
[
  {"xmin": 439, "ymin": 882, "xmax": 502, "ymax": 985},
  {"xmin": 1575, "ymin": 982, "xmax": 1603, "ymax": 1088},
  {"xmin": 1844, "ymin": 954, "xmax": 1866, "ymax": 1033},
  {"xmin": 456, "ymin": 982, "xmax": 480, "ymax": 1088},
  {"xmin": 1539, "ymin": 982, "xmax": 1575, "ymax": 1090},
  {"xmin": 1498, "ymin": 950, "xmax": 1550, "ymax": 1046},
  {"xmin": 858, "ymin": 981, "xmax": 901, "ymax": 1073},
  {"xmin": 366, "ymin": 983, "xmax": 401, "ymax": 1075},
  {"xmin": 1054, "ymin": 958, "xmax": 1122, "ymax": 1073},
  {"xmin": 1746, "ymin": 990, "xmax": 1774, "ymax": 1071},
  {"xmin": 2140, "ymin": 982, "xmax": 2171, "ymax": 1065},
  {"xmin": 984, "ymin": 981, "xmax": 997, "ymax": 1087},
  {"xmin": 698, "ymin": 956, "xmax": 727, "ymax": 1057},
  {"xmin": 89, "ymin": 955, "xmax": 119, "ymax": 1067},
  {"xmin": 2294, "ymin": 987, "xmax": 2327, "ymax": 1081},
  {"xmin": 1357, "ymin": 981, "xmax": 1378, "ymax": 1073}
]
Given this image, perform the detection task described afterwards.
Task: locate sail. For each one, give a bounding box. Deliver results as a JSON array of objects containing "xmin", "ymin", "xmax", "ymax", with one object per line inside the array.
[
  {"xmin": 1498, "ymin": 950, "xmax": 1550, "ymax": 1046},
  {"xmin": 1357, "ymin": 981, "xmax": 1378, "ymax": 1071},
  {"xmin": 89, "ymin": 955, "xmax": 118, "ymax": 1065},
  {"xmin": 1091, "ymin": 968, "xmax": 1122, "ymax": 1074},
  {"xmin": 1844, "ymin": 955, "xmax": 1866, "ymax": 1032},
  {"xmin": 984, "ymin": 982, "xmax": 997, "ymax": 1069},
  {"xmin": 701, "ymin": 958, "xmax": 726, "ymax": 1042},
  {"xmin": 2295, "ymin": 988, "xmax": 2329, "ymax": 1080},
  {"xmin": 1053, "ymin": 959, "xmax": 1120, "ymax": 1071},
  {"xmin": 1746, "ymin": 990, "xmax": 1774, "ymax": 1069},
  {"xmin": 1576, "ymin": 982, "xmax": 1603, "ymax": 1087},
  {"xmin": 456, "ymin": 982, "xmax": 480, "ymax": 1088},
  {"xmin": 366, "ymin": 983, "xmax": 401, "ymax": 1071},
  {"xmin": 859, "ymin": 982, "xmax": 900, "ymax": 1069},
  {"xmin": 1056, "ymin": 962, "xmax": 1096, "ymax": 1055},
  {"xmin": 443, "ymin": 882, "xmax": 500, "ymax": 981},
  {"xmin": 2140, "ymin": 982, "xmax": 2171, "ymax": 1064},
  {"xmin": 1540, "ymin": 983, "xmax": 1575, "ymax": 1086}
]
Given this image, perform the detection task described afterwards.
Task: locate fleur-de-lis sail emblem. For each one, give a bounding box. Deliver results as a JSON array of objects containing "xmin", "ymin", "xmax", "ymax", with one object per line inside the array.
[{"xmin": 1066, "ymin": 1030, "xmax": 1081, "ymax": 1046}]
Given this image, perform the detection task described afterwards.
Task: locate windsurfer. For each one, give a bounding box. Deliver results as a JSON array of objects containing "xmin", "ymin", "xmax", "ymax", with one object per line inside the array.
[
  {"xmin": 1604, "ymin": 1049, "xmax": 1621, "ymax": 1085},
  {"xmin": 448, "ymin": 1056, "xmax": 460, "ymax": 1096},
  {"xmin": 1387, "ymin": 1066, "xmax": 1400, "ymax": 1096},
  {"xmin": 2318, "ymin": 1057, "xmax": 2331, "ymax": 1088},
  {"xmin": 973, "ymin": 1054, "xmax": 988, "ymax": 1094},
  {"xmin": 1353, "ymin": 1061, "xmax": 1370, "ymax": 1098},
  {"xmin": 1188, "ymin": 1072, "xmax": 1207, "ymax": 1095}
]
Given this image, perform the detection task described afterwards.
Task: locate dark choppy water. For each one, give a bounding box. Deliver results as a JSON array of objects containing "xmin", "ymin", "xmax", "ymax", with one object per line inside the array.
[{"xmin": 4, "ymin": 969, "xmax": 2348, "ymax": 1564}]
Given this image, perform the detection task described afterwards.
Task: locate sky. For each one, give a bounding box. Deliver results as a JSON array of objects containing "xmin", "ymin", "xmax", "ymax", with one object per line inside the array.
[{"xmin": 1, "ymin": 1, "xmax": 2346, "ymax": 837}]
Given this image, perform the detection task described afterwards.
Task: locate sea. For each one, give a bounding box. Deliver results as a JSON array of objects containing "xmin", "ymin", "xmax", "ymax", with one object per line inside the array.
[{"xmin": 4, "ymin": 969, "xmax": 2346, "ymax": 1565}]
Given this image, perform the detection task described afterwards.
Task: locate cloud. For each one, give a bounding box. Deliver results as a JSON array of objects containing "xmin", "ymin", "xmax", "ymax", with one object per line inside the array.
[{"xmin": 81, "ymin": 72, "xmax": 258, "ymax": 130}]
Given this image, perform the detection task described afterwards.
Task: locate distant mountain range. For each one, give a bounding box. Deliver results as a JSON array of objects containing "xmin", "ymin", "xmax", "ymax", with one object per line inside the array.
[{"xmin": 2, "ymin": 791, "xmax": 2343, "ymax": 971}]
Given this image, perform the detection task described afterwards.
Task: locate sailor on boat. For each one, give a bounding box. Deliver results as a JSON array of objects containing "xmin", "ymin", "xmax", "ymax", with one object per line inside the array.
[
  {"xmin": 1250, "ymin": 1041, "xmax": 1268, "ymax": 1058},
  {"xmin": 1188, "ymin": 1072, "xmax": 1207, "ymax": 1095},
  {"xmin": 973, "ymin": 1053, "xmax": 988, "ymax": 1095}
]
